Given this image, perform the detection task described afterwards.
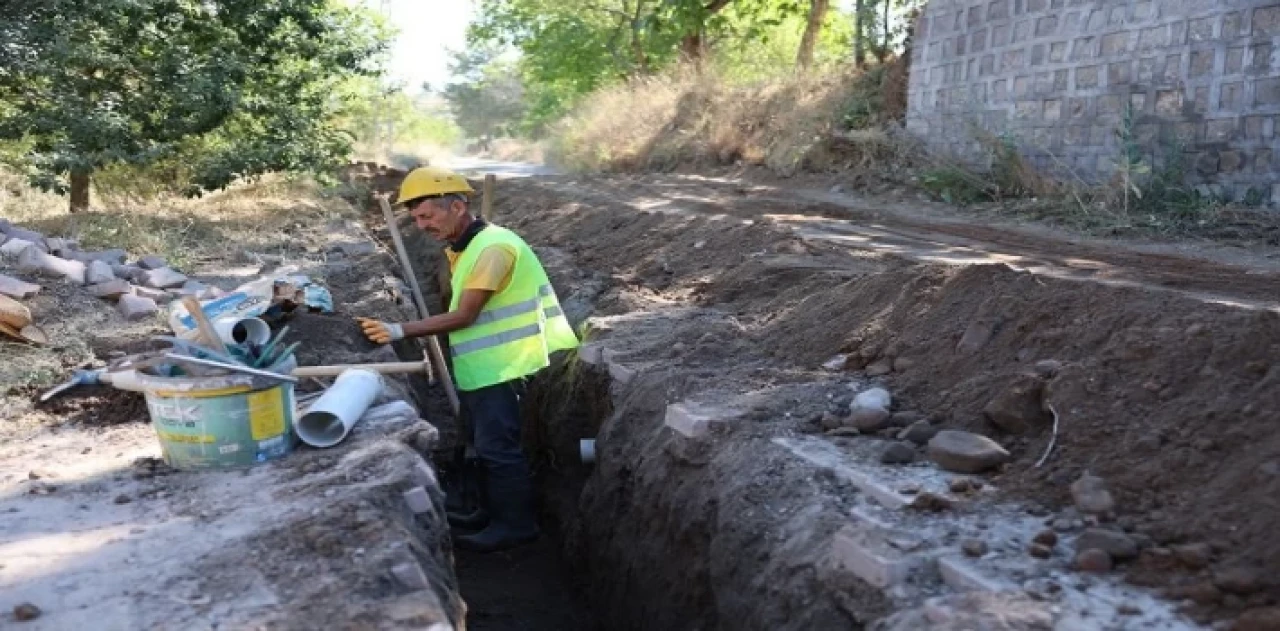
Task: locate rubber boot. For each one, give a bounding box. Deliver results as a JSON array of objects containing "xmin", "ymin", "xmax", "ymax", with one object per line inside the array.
[
  {"xmin": 453, "ymin": 475, "xmax": 539, "ymax": 553},
  {"xmin": 447, "ymin": 505, "xmax": 489, "ymax": 531}
]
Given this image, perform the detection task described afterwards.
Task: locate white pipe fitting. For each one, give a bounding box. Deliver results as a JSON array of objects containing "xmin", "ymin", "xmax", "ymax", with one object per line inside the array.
[
  {"xmin": 296, "ymin": 369, "xmax": 382, "ymax": 448},
  {"xmin": 580, "ymin": 439, "xmax": 597, "ymax": 464},
  {"xmin": 214, "ymin": 316, "xmax": 271, "ymax": 345}
]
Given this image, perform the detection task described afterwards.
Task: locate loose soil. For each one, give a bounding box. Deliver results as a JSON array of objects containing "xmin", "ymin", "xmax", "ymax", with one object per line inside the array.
[{"xmin": 393, "ymin": 167, "xmax": 1279, "ymax": 628}]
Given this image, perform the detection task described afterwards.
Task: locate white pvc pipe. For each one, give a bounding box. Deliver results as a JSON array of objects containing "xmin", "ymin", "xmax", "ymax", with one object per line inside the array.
[
  {"xmin": 214, "ymin": 316, "xmax": 270, "ymax": 345},
  {"xmin": 580, "ymin": 439, "xmax": 596, "ymax": 464},
  {"xmin": 296, "ymin": 369, "xmax": 381, "ymax": 448}
]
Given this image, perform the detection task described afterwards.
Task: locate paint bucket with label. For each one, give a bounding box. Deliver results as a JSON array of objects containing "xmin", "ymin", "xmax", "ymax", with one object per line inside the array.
[{"xmin": 135, "ymin": 370, "xmax": 297, "ymax": 470}]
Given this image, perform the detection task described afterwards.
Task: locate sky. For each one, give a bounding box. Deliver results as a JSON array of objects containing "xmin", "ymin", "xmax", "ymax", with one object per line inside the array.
[{"xmin": 364, "ymin": 0, "xmax": 475, "ymax": 92}]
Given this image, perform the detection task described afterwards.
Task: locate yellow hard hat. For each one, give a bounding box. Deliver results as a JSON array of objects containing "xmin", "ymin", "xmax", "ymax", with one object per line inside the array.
[{"xmin": 396, "ymin": 166, "xmax": 475, "ymax": 205}]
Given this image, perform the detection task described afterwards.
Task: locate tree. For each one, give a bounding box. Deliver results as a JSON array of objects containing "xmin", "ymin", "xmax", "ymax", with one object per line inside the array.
[
  {"xmin": 0, "ymin": 0, "xmax": 386, "ymax": 211},
  {"xmin": 440, "ymin": 47, "xmax": 527, "ymax": 144},
  {"xmin": 796, "ymin": 0, "xmax": 831, "ymax": 69}
]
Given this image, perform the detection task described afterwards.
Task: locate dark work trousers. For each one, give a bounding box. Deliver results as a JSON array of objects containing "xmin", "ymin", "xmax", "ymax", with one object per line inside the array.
[{"xmin": 459, "ymin": 378, "xmax": 530, "ymax": 482}]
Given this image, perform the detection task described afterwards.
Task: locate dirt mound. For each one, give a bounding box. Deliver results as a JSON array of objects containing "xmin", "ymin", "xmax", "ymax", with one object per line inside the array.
[
  {"xmin": 489, "ymin": 174, "xmax": 1279, "ymax": 627},
  {"xmin": 29, "ymin": 386, "xmax": 148, "ymax": 427}
]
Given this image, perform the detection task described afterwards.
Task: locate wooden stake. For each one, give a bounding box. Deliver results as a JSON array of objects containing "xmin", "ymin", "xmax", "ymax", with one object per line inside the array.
[
  {"xmin": 481, "ymin": 173, "xmax": 496, "ymax": 220},
  {"xmin": 180, "ymin": 296, "xmax": 223, "ymax": 349},
  {"xmin": 378, "ymin": 195, "xmax": 461, "ymax": 417}
]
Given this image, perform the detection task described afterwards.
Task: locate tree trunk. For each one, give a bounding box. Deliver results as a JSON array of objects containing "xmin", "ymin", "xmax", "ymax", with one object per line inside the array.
[
  {"xmin": 853, "ymin": 0, "xmax": 866, "ymax": 68},
  {"xmin": 69, "ymin": 168, "xmax": 91, "ymax": 213},
  {"xmin": 876, "ymin": 0, "xmax": 890, "ymax": 62},
  {"xmin": 796, "ymin": 0, "xmax": 830, "ymax": 70},
  {"xmin": 680, "ymin": 31, "xmax": 705, "ymax": 64}
]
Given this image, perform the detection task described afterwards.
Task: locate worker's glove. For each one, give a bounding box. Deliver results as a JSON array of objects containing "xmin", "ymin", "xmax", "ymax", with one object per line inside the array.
[{"xmin": 358, "ymin": 318, "xmax": 404, "ymax": 344}]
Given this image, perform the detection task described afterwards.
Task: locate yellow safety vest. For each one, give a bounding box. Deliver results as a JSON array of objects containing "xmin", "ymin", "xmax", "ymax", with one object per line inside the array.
[{"xmin": 448, "ymin": 225, "xmax": 579, "ymax": 391}]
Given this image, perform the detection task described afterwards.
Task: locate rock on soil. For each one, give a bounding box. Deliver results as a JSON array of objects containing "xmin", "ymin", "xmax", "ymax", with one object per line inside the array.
[
  {"xmin": 137, "ymin": 255, "xmax": 167, "ymax": 270},
  {"xmin": 927, "ymin": 430, "xmax": 1011, "ymax": 473},
  {"xmin": 1214, "ymin": 566, "xmax": 1265, "ymax": 595},
  {"xmin": 1033, "ymin": 530, "xmax": 1058, "ymax": 547},
  {"xmin": 852, "ymin": 387, "xmax": 891, "ymax": 411},
  {"xmin": 0, "ymin": 274, "xmax": 40, "ymax": 299},
  {"xmin": 1234, "ymin": 607, "xmax": 1280, "ymax": 631},
  {"xmin": 85, "ymin": 260, "xmax": 115, "ymax": 285},
  {"xmin": 961, "ymin": 538, "xmax": 989, "ymax": 557},
  {"xmin": 141, "ymin": 267, "xmax": 188, "ymax": 289},
  {"xmin": 849, "ymin": 406, "xmax": 891, "ymax": 432},
  {"xmin": 1172, "ymin": 543, "xmax": 1213, "ymax": 570},
  {"xmin": 880, "ymin": 442, "xmax": 916, "ymax": 464},
  {"xmin": 1075, "ymin": 528, "xmax": 1138, "ymax": 560},
  {"xmin": 898, "ymin": 419, "xmax": 938, "ymax": 445},
  {"xmin": 118, "ymin": 294, "xmax": 159, "ymax": 321},
  {"xmin": 1028, "ymin": 543, "xmax": 1053, "ymax": 558},
  {"xmin": 89, "ymin": 279, "xmax": 133, "ymax": 300},
  {"xmin": 982, "ymin": 373, "xmax": 1049, "ymax": 434},
  {"xmin": 1069, "ymin": 472, "xmax": 1115, "ymax": 515},
  {"xmin": 1074, "ymin": 548, "xmax": 1114, "ymax": 572},
  {"xmin": 13, "ymin": 603, "xmax": 41, "ymax": 621}
]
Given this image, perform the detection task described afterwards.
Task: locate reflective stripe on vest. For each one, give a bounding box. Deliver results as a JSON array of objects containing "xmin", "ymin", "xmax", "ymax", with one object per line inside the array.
[
  {"xmin": 451, "ymin": 322, "xmax": 543, "ymax": 357},
  {"xmin": 467, "ymin": 284, "xmax": 562, "ymax": 328}
]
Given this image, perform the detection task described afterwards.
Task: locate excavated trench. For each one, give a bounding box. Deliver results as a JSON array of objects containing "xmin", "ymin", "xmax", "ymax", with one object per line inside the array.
[{"xmin": 352, "ymin": 165, "xmax": 1280, "ymax": 631}]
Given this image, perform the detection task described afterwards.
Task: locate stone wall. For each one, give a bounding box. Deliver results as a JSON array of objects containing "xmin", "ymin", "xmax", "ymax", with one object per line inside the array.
[{"xmin": 906, "ymin": 0, "xmax": 1280, "ymax": 204}]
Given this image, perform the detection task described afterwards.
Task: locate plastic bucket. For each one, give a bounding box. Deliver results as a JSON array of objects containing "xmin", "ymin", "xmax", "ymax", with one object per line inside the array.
[{"xmin": 136, "ymin": 371, "xmax": 298, "ymax": 470}]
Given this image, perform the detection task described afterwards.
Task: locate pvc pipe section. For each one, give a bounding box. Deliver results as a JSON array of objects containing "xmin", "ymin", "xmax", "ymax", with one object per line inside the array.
[
  {"xmin": 214, "ymin": 317, "xmax": 270, "ymax": 345},
  {"xmin": 580, "ymin": 439, "xmax": 596, "ymax": 464},
  {"xmin": 296, "ymin": 369, "xmax": 382, "ymax": 448}
]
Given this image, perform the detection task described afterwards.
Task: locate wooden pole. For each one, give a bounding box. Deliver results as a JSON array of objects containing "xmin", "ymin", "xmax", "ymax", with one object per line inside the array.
[
  {"xmin": 378, "ymin": 195, "xmax": 461, "ymax": 417},
  {"xmin": 481, "ymin": 174, "xmax": 496, "ymax": 220}
]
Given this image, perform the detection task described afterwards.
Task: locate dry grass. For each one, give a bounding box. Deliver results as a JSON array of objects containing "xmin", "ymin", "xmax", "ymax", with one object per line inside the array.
[
  {"xmin": 1, "ymin": 169, "xmax": 360, "ymax": 269},
  {"xmin": 548, "ymin": 60, "xmax": 917, "ymax": 177}
]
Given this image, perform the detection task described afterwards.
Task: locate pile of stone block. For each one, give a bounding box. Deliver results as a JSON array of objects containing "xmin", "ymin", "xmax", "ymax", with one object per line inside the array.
[{"xmin": 0, "ymin": 219, "xmax": 222, "ymax": 323}]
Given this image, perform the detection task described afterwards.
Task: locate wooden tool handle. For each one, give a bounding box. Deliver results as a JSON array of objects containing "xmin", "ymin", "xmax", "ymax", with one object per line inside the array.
[
  {"xmin": 291, "ymin": 361, "xmax": 430, "ymax": 378},
  {"xmin": 181, "ymin": 296, "xmax": 223, "ymax": 348}
]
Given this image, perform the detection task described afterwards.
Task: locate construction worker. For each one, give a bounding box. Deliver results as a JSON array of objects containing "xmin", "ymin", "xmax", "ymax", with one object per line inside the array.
[{"xmin": 358, "ymin": 166, "xmax": 579, "ymax": 552}]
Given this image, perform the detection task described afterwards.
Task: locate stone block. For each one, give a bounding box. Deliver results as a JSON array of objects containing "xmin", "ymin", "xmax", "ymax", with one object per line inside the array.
[
  {"xmin": 1001, "ymin": 49, "xmax": 1025, "ymax": 72},
  {"xmin": 1256, "ymin": 149, "xmax": 1272, "ymax": 174},
  {"xmin": 85, "ymin": 260, "xmax": 116, "ymax": 285},
  {"xmin": 1224, "ymin": 11, "xmax": 1243, "ymax": 37},
  {"xmin": 1155, "ymin": 90, "xmax": 1183, "ymax": 116},
  {"xmin": 118, "ymin": 294, "xmax": 159, "ymax": 321},
  {"xmin": 988, "ymin": 0, "xmax": 1008, "ymax": 21},
  {"xmin": 1086, "ymin": 9, "xmax": 1106, "ymax": 31},
  {"xmin": 970, "ymin": 29, "xmax": 987, "ymax": 52},
  {"xmin": 664, "ymin": 401, "xmax": 741, "ymax": 438},
  {"xmin": 4, "ymin": 227, "xmax": 47, "ymax": 248},
  {"xmin": 992, "ymin": 24, "xmax": 1010, "ymax": 47},
  {"xmin": 133, "ymin": 285, "xmax": 174, "ymax": 304},
  {"xmin": 88, "ymin": 279, "xmax": 133, "ymax": 301},
  {"xmin": 1108, "ymin": 6, "xmax": 1125, "ymax": 25},
  {"xmin": 1255, "ymin": 78, "xmax": 1280, "ymax": 108},
  {"xmin": 1030, "ymin": 44, "xmax": 1045, "ymax": 66},
  {"xmin": 1220, "ymin": 82, "xmax": 1244, "ymax": 110},
  {"xmin": 1075, "ymin": 65, "xmax": 1099, "ymax": 89},
  {"xmin": 1190, "ymin": 49, "xmax": 1214, "ymax": 77},
  {"xmin": 0, "ymin": 238, "xmax": 37, "ymax": 259},
  {"xmin": 1226, "ymin": 47, "xmax": 1245, "ymax": 74},
  {"xmin": 67, "ymin": 249, "xmax": 127, "ymax": 264},
  {"xmin": 1206, "ymin": 119, "xmax": 1238, "ymax": 142},
  {"xmin": 402, "ymin": 486, "xmax": 432, "ymax": 514},
  {"xmin": 1043, "ymin": 100, "xmax": 1062, "ymax": 121},
  {"xmin": 1034, "ymin": 16, "xmax": 1057, "ymax": 36},
  {"xmin": 1068, "ymin": 97, "xmax": 1088, "ymax": 118},
  {"xmin": 1252, "ymin": 43, "xmax": 1274, "ymax": 71},
  {"xmin": 938, "ymin": 556, "xmax": 1006, "ymax": 592},
  {"xmin": 1049, "ymin": 42, "xmax": 1067, "ymax": 63},
  {"xmin": 18, "ymin": 248, "xmax": 86, "ymax": 284},
  {"xmin": 1100, "ymin": 31, "xmax": 1129, "ymax": 56},
  {"xmin": 1137, "ymin": 25, "xmax": 1167, "ymax": 51},
  {"xmin": 831, "ymin": 525, "xmax": 920, "ymax": 590},
  {"xmin": 137, "ymin": 255, "xmax": 167, "ymax": 270},
  {"xmin": 0, "ymin": 274, "xmax": 40, "ymax": 299},
  {"xmin": 1257, "ymin": 5, "xmax": 1280, "ymax": 35},
  {"xmin": 141, "ymin": 267, "xmax": 188, "ymax": 289},
  {"xmin": 1220, "ymin": 151, "xmax": 1243, "ymax": 173},
  {"xmin": 1108, "ymin": 61, "xmax": 1131, "ymax": 85},
  {"xmin": 1130, "ymin": 94, "xmax": 1149, "ymax": 114},
  {"xmin": 1192, "ymin": 86, "xmax": 1209, "ymax": 112},
  {"xmin": 1013, "ymin": 19, "xmax": 1031, "ymax": 42}
]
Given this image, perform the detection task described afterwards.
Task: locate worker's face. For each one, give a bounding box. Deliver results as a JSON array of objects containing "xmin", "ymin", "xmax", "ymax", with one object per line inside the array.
[{"xmin": 409, "ymin": 197, "xmax": 470, "ymax": 241}]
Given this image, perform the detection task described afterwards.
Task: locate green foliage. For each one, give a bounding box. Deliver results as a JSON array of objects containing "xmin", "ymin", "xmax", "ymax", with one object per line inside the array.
[
  {"xmin": 470, "ymin": 0, "xmax": 817, "ymax": 133},
  {"xmin": 340, "ymin": 78, "xmax": 461, "ymax": 152},
  {"xmin": 0, "ymin": 0, "xmax": 387, "ymax": 205},
  {"xmin": 440, "ymin": 46, "xmax": 527, "ymax": 141}
]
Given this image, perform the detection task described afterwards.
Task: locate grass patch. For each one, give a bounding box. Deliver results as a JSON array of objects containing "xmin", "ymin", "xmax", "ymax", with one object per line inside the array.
[{"xmin": 2, "ymin": 170, "xmax": 360, "ymax": 269}]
